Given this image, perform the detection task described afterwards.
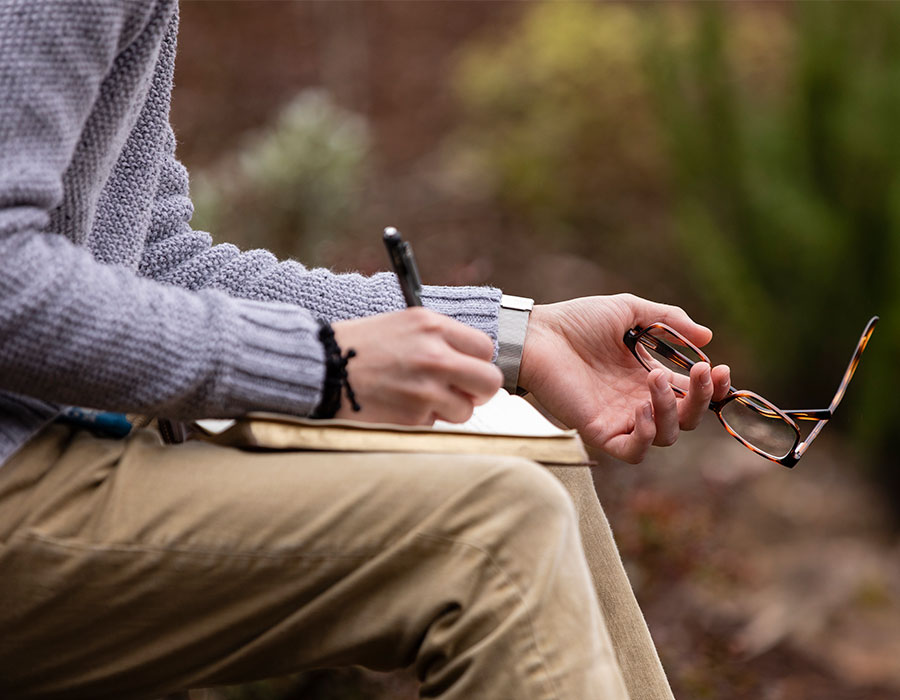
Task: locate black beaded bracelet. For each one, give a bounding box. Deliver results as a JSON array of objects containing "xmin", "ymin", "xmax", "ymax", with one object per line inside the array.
[{"xmin": 311, "ymin": 320, "xmax": 361, "ymax": 419}]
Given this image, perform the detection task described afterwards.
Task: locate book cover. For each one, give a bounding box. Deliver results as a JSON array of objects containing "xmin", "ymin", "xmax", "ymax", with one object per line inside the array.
[{"xmin": 194, "ymin": 391, "xmax": 590, "ymax": 466}]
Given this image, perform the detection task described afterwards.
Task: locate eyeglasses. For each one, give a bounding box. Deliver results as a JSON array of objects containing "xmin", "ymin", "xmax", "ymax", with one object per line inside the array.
[{"xmin": 623, "ymin": 317, "xmax": 879, "ymax": 468}]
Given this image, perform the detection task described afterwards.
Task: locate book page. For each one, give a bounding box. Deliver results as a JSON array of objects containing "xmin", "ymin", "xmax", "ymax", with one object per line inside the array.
[
  {"xmin": 194, "ymin": 418, "xmax": 237, "ymax": 435},
  {"xmin": 195, "ymin": 391, "xmax": 569, "ymax": 438},
  {"xmin": 433, "ymin": 390, "xmax": 567, "ymax": 437}
]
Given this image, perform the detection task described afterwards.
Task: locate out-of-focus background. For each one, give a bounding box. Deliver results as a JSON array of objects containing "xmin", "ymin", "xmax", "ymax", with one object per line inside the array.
[{"xmin": 169, "ymin": 2, "xmax": 900, "ymax": 698}]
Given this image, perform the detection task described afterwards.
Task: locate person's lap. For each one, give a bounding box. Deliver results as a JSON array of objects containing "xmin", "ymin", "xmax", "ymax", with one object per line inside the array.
[{"xmin": 0, "ymin": 425, "xmax": 629, "ymax": 700}]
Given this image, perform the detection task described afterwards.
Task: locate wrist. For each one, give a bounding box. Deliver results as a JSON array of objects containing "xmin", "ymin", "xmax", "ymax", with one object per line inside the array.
[{"xmin": 518, "ymin": 303, "xmax": 552, "ymax": 394}]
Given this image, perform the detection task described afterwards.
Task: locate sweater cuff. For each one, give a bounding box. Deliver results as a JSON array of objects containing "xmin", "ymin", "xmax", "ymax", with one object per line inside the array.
[{"xmin": 213, "ymin": 299, "xmax": 325, "ymax": 417}]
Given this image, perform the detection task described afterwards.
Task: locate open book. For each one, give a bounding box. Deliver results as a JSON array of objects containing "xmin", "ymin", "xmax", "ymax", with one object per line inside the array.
[{"xmin": 194, "ymin": 390, "xmax": 590, "ymax": 466}]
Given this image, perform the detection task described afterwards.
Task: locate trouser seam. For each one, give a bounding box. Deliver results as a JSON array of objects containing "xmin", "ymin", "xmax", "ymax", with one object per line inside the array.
[{"xmin": 13, "ymin": 530, "xmax": 401, "ymax": 560}]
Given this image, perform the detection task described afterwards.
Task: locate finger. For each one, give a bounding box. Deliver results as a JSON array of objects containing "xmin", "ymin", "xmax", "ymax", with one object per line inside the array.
[
  {"xmin": 711, "ymin": 364, "xmax": 731, "ymax": 401},
  {"xmin": 637, "ymin": 352, "xmax": 690, "ymax": 394},
  {"xmin": 656, "ymin": 306, "xmax": 713, "ymax": 348},
  {"xmin": 431, "ymin": 386, "xmax": 477, "ymax": 424},
  {"xmin": 604, "ymin": 402, "xmax": 656, "ymax": 464},
  {"xmin": 444, "ymin": 353, "xmax": 504, "ymax": 402},
  {"xmin": 649, "ymin": 368, "xmax": 679, "ymax": 446},
  {"xmin": 668, "ymin": 369, "xmax": 691, "ymax": 395},
  {"xmin": 439, "ymin": 317, "xmax": 496, "ymax": 361},
  {"xmin": 678, "ymin": 362, "xmax": 713, "ymax": 431}
]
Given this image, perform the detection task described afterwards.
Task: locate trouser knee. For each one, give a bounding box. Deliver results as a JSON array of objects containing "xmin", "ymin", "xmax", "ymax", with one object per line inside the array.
[
  {"xmin": 410, "ymin": 459, "xmax": 603, "ymax": 698},
  {"xmin": 450, "ymin": 457, "xmax": 582, "ymax": 564},
  {"xmin": 491, "ymin": 457, "xmax": 578, "ymax": 525}
]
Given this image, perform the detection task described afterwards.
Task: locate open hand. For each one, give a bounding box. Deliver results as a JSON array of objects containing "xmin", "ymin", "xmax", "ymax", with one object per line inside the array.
[{"xmin": 519, "ymin": 294, "xmax": 731, "ymax": 463}]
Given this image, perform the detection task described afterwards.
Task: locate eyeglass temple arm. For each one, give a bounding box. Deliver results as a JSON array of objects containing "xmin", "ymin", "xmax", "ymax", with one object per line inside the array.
[
  {"xmin": 778, "ymin": 317, "xmax": 879, "ymax": 419},
  {"xmin": 827, "ymin": 316, "xmax": 878, "ymax": 412},
  {"xmin": 784, "ymin": 408, "xmax": 831, "ymax": 421},
  {"xmin": 787, "ymin": 316, "xmax": 879, "ymax": 461},
  {"xmin": 791, "ymin": 419, "xmax": 829, "ymax": 464}
]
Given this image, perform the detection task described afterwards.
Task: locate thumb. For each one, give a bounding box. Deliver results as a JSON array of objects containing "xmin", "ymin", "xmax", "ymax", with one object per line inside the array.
[{"xmin": 628, "ymin": 297, "xmax": 713, "ymax": 348}]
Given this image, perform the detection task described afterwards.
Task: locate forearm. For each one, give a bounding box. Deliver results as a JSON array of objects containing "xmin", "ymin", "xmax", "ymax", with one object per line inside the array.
[{"xmin": 0, "ymin": 227, "xmax": 325, "ymax": 419}]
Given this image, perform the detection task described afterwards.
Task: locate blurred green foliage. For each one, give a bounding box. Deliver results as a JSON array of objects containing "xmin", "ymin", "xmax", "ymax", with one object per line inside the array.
[
  {"xmin": 191, "ymin": 90, "xmax": 370, "ymax": 262},
  {"xmin": 450, "ymin": 2, "xmax": 899, "ymax": 489},
  {"xmin": 446, "ymin": 2, "xmax": 666, "ymax": 262},
  {"xmin": 647, "ymin": 3, "xmax": 900, "ymax": 483}
]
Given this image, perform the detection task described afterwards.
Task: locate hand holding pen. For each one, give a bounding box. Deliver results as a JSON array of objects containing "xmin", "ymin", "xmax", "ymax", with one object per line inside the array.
[{"xmin": 325, "ymin": 226, "xmax": 502, "ymax": 423}]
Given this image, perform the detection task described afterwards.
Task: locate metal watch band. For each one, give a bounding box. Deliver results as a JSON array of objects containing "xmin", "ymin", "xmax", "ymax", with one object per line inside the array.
[{"xmin": 496, "ymin": 294, "xmax": 534, "ymax": 394}]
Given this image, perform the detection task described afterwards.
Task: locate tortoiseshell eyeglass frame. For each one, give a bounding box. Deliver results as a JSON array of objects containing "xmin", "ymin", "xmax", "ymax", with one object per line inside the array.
[{"xmin": 623, "ymin": 316, "xmax": 879, "ymax": 468}]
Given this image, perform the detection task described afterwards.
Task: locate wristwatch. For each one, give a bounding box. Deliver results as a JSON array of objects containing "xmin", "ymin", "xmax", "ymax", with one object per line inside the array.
[{"xmin": 496, "ymin": 294, "xmax": 534, "ymax": 395}]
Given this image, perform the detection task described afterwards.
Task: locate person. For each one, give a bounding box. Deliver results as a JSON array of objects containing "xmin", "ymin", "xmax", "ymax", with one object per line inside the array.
[{"xmin": 0, "ymin": 1, "xmax": 732, "ymax": 698}]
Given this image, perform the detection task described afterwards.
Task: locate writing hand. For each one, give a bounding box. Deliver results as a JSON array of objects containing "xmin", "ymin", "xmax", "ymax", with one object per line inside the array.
[
  {"xmin": 332, "ymin": 308, "xmax": 503, "ymax": 424},
  {"xmin": 519, "ymin": 294, "xmax": 732, "ymax": 463}
]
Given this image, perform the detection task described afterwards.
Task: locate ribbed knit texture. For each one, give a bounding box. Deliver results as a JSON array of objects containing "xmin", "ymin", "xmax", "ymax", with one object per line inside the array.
[{"xmin": 0, "ymin": 0, "xmax": 501, "ymax": 467}]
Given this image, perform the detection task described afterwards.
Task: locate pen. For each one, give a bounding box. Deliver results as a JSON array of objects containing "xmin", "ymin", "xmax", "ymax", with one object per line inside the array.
[
  {"xmin": 383, "ymin": 226, "xmax": 423, "ymax": 307},
  {"xmin": 59, "ymin": 406, "xmax": 133, "ymax": 439}
]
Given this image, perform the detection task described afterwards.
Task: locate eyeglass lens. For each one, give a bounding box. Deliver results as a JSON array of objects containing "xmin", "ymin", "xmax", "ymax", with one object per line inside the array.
[
  {"xmin": 719, "ymin": 395, "xmax": 797, "ymax": 459},
  {"xmin": 636, "ymin": 327, "xmax": 703, "ymax": 391}
]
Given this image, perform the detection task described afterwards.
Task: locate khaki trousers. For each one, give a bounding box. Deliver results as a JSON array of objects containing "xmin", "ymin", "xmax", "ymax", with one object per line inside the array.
[{"xmin": 0, "ymin": 425, "xmax": 673, "ymax": 700}]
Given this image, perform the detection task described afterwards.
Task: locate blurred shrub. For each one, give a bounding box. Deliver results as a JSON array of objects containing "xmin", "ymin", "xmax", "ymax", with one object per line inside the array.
[
  {"xmin": 444, "ymin": 2, "xmax": 668, "ymax": 269},
  {"xmin": 191, "ymin": 89, "xmax": 370, "ymax": 262},
  {"xmin": 646, "ymin": 4, "xmax": 900, "ymax": 487}
]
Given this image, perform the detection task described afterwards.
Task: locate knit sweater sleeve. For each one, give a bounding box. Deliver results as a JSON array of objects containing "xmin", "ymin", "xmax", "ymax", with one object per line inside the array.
[
  {"xmin": 0, "ymin": 0, "xmax": 326, "ymax": 419},
  {"xmin": 139, "ymin": 127, "xmax": 502, "ymax": 342}
]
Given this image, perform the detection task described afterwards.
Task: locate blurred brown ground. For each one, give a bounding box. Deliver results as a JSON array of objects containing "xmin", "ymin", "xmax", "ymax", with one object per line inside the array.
[{"xmin": 170, "ymin": 3, "xmax": 900, "ymax": 699}]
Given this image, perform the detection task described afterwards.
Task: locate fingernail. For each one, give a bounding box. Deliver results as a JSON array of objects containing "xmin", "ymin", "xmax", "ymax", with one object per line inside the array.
[
  {"xmin": 643, "ymin": 402, "xmax": 653, "ymax": 421},
  {"xmin": 655, "ymin": 373, "xmax": 668, "ymax": 390},
  {"xmin": 700, "ymin": 366, "xmax": 711, "ymax": 386}
]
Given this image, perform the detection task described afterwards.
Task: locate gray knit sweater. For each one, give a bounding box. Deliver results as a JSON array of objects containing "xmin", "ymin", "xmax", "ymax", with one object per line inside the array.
[{"xmin": 0, "ymin": 0, "xmax": 500, "ymax": 467}]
